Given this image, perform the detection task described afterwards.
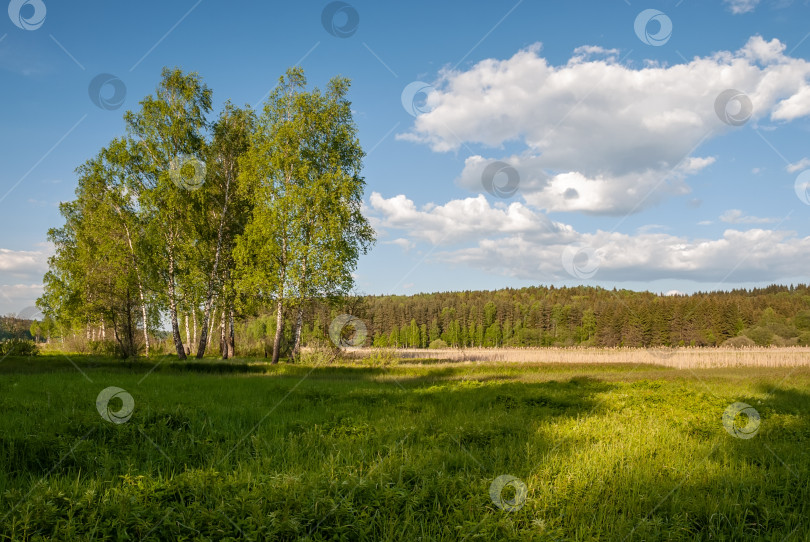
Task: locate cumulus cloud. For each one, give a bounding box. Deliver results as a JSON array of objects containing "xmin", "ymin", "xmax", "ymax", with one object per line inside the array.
[
  {"xmin": 456, "ymin": 153, "xmax": 710, "ymax": 215},
  {"xmin": 0, "ymin": 246, "xmax": 51, "ymax": 315},
  {"xmin": 0, "ymin": 248, "xmax": 49, "ymax": 274},
  {"xmin": 368, "ymin": 192, "xmax": 572, "ymax": 245},
  {"xmin": 368, "ymin": 193, "xmax": 810, "ymax": 283},
  {"xmin": 400, "ymin": 37, "xmax": 810, "ymax": 214}
]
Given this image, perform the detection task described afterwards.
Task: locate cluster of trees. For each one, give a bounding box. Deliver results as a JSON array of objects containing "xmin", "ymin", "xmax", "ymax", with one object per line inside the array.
[
  {"xmin": 294, "ymin": 284, "xmax": 810, "ymax": 349},
  {"xmin": 38, "ymin": 67, "xmax": 374, "ymax": 362},
  {"xmin": 0, "ymin": 315, "xmax": 35, "ymax": 341}
]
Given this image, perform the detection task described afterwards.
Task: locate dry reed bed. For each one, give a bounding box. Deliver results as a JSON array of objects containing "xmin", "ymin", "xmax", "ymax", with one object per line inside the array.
[{"xmin": 350, "ymin": 347, "xmax": 810, "ymax": 369}]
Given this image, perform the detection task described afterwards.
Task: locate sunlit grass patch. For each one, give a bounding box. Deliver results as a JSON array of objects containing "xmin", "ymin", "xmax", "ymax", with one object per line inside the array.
[{"xmin": 0, "ymin": 355, "xmax": 808, "ymax": 540}]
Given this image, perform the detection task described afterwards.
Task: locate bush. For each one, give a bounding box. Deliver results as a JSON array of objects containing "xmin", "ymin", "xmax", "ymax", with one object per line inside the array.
[
  {"xmin": 299, "ymin": 344, "xmax": 338, "ymax": 365},
  {"xmin": 0, "ymin": 338, "xmax": 39, "ymax": 356},
  {"xmin": 722, "ymin": 335, "xmax": 756, "ymax": 349},
  {"xmin": 744, "ymin": 327, "xmax": 774, "ymax": 346},
  {"xmin": 428, "ymin": 339, "xmax": 448, "ymax": 349},
  {"xmin": 354, "ymin": 348, "xmax": 398, "ymax": 367},
  {"xmin": 89, "ymin": 340, "xmax": 124, "ymax": 357}
]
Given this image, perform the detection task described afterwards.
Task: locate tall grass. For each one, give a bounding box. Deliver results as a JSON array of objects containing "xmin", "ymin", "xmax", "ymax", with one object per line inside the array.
[{"xmin": 341, "ymin": 346, "xmax": 810, "ymax": 369}]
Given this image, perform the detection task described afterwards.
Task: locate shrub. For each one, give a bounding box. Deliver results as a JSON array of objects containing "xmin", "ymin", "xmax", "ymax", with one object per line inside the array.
[
  {"xmin": 299, "ymin": 344, "xmax": 338, "ymax": 365},
  {"xmin": 428, "ymin": 339, "xmax": 448, "ymax": 349},
  {"xmin": 744, "ymin": 327, "xmax": 774, "ymax": 346},
  {"xmin": 722, "ymin": 335, "xmax": 756, "ymax": 349},
  {"xmin": 89, "ymin": 340, "xmax": 124, "ymax": 357},
  {"xmin": 0, "ymin": 338, "xmax": 39, "ymax": 356}
]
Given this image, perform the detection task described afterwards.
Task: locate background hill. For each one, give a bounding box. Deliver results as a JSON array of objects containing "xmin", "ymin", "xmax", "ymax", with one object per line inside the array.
[{"xmin": 269, "ymin": 284, "xmax": 810, "ymax": 350}]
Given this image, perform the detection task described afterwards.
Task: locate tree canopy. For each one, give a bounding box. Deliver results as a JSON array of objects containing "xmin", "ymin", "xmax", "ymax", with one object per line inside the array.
[{"xmin": 38, "ymin": 67, "xmax": 375, "ymax": 359}]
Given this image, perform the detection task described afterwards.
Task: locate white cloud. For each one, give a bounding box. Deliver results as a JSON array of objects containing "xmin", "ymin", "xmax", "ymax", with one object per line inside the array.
[
  {"xmin": 369, "ymin": 193, "xmax": 810, "ymax": 283},
  {"xmin": 786, "ymin": 157, "xmax": 810, "ymax": 173},
  {"xmin": 455, "ymin": 153, "xmax": 712, "ymax": 215},
  {"xmin": 0, "ymin": 246, "xmax": 52, "ymax": 315},
  {"xmin": 0, "ymin": 248, "xmax": 49, "ymax": 274},
  {"xmin": 0, "ymin": 283, "xmax": 44, "ymax": 300},
  {"xmin": 0, "ymin": 283, "xmax": 44, "ymax": 316},
  {"xmin": 725, "ymin": 0, "xmax": 760, "ymax": 13},
  {"xmin": 368, "ymin": 192, "xmax": 572, "ymax": 244},
  {"xmin": 442, "ymin": 227, "xmax": 810, "ymax": 283},
  {"xmin": 571, "ymin": 45, "xmax": 620, "ymax": 62},
  {"xmin": 719, "ymin": 209, "xmax": 779, "ymax": 224},
  {"xmin": 400, "ymin": 37, "xmax": 810, "ymax": 214},
  {"xmin": 387, "ymin": 238, "xmax": 416, "ymax": 251},
  {"xmin": 772, "ymin": 86, "xmax": 810, "ymax": 120}
]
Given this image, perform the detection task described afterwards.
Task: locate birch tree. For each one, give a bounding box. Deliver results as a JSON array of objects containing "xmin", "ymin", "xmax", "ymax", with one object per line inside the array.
[
  {"xmin": 195, "ymin": 103, "xmax": 255, "ymax": 358},
  {"xmin": 122, "ymin": 68, "xmax": 212, "ymax": 360},
  {"xmin": 234, "ymin": 68, "xmax": 374, "ymax": 363}
]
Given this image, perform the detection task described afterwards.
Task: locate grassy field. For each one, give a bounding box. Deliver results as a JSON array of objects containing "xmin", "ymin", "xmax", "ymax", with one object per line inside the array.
[{"xmin": 0, "ymin": 353, "xmax": 808, "ymax": 541}]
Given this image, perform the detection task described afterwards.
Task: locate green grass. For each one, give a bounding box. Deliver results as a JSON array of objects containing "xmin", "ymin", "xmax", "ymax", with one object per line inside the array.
[{"xmin": 1, "ymin": 354, "xmax": 808, "ymax": 541}]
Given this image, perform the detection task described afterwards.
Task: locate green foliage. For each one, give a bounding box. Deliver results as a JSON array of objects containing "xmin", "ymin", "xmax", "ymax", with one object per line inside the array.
[
  {"xmin": 745, "ymin": 326, "xmax": 774, "ymax": 346},
  {"xmin": 300, "ymin": 285, "xmax": 810, "ymax": 349},
  {"xmin": 0, "ymin": 338, "xmax": 39, "ymax": 356},
  {"xmin": 88, "ymin": 340, "xmax": 125, "ymax": 358},
  {"xmin": 722, "ymin": 335, "xmax": 756, "ymax": 348},
  {"xmin": 233, "ymin": 68, "xmax": 374, "ymax": 362},
  {"xmin": 794, "ymin": 310, "xmax": 810, "ymax": 330},
  {"xmin": 429, "ymin": 338, "xmax": 448, "ymax": 349},
  {"xmin": 38, "ymin": 66, "xmax": 373, "ymax": 363},
  {"xmin": 0, "ymin": 315, "xmax": 35, "ymax": 341}
]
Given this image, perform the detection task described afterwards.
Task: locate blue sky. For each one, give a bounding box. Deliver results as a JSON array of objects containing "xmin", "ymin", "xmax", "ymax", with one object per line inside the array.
[{"xmin": 2, "ymin": 0, "xmax": 810, "ymax": 315}]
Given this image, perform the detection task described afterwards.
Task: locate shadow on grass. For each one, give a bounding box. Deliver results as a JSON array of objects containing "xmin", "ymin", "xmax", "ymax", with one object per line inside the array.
[{"xmin": 0, "ymin": 354, "xmax": 273, "ymax": 375}]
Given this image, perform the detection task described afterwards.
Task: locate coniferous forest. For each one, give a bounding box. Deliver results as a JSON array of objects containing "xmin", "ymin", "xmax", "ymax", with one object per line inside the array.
[{"xmin": 261, "ymin": 283, "xmax": 810, "ymax": 351}]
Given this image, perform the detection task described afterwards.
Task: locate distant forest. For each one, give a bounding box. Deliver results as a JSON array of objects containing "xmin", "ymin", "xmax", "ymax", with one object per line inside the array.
[
  {"xmin": 282, "ymin": 284, "xmax": 810, "ymax": 349},
  {"xmin": 6, "ymin": 284, "xmax": 810, "ymax": 354}
]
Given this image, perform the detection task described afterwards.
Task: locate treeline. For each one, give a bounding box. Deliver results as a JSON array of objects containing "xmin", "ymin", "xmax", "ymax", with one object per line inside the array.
[
  {"xmin": 38, "ymin": 67, "xmax": 374, "ymax": 361},
  {"xmin": 0, "ymin": 315, "xmax": 35, "ymax": 341},
  {"xmin": 290, "ymin": 284, "xmax": 810, "ymax": 349}
]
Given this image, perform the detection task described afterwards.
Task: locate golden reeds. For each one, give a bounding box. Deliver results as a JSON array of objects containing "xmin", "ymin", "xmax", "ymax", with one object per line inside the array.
[{"xmin": 347, "ymin": 346, "xmax": 810, "ymax": 369}]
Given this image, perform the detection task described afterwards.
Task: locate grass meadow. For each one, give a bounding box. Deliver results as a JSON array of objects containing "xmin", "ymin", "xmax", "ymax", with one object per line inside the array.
[{"xmin": 1, "ymin": 351, "xmax": 808, "ymax": 540}]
